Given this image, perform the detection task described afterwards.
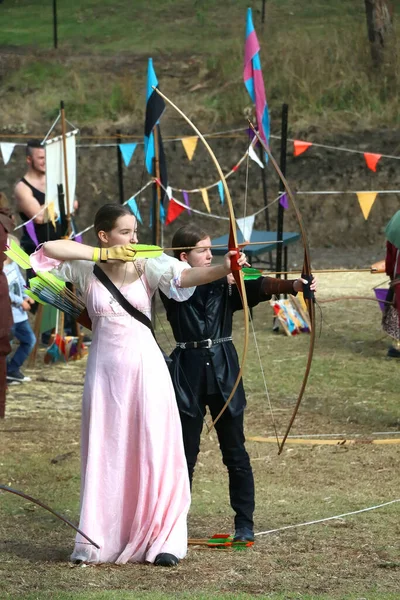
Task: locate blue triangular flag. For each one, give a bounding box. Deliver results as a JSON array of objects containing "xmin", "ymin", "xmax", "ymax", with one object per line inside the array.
[
  {"xmin": 126, "ymin": 197, "xmax": 143, "ymax": 224},
  {"xmin": 119, "ymin": 143, "xmax": 137, "ymax": 167},
  {"xmin": 217, "ymin": 181, "xmax": 225, "ymax": 205}
]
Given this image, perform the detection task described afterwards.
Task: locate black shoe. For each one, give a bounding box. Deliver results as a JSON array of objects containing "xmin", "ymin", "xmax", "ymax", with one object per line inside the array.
[
  {"xmin": 233, "ymin": 527, "xmax": 254, "ymax": 543},
  {"xmin": 7, "ymin": 370, "xmax": 31, "ymax": 383},
  {"xmin": 154, "ymin": 553, "xmax": 179, "ymax": 567},
  {"xmin": 387, "ymin": 346, "xmax": 400, "ymax": 358}
]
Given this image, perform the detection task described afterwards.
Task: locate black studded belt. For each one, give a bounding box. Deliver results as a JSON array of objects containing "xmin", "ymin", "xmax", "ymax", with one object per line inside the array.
[{"xmin": 176, "ymin": 336, "xmax": 233, "ymax": 350}]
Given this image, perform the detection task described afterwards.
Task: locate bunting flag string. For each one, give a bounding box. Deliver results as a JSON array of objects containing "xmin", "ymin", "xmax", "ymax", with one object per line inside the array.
[
  {"xmin": 21, "ymin": 171, "xmax": 392, "ymax": 243},
  {"xmin": 69, "ymin": 180, "xmax": 153, "ymax": 240},
  {"xmin": 293, "ymin": 140, "xmax": 391, "ymax": 171},
  {"xmin": 1, "ymin": 127, "xmax": 400, "ymax": 164},
  {"xmin": 168, "ymin": 140, "xmax": 258, "ymax": 194}
]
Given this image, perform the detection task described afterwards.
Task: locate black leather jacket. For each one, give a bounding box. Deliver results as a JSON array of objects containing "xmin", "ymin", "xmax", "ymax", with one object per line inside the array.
[{"xmin": 160, "ymin": 277, "xmax": 269, "ymax": 417}]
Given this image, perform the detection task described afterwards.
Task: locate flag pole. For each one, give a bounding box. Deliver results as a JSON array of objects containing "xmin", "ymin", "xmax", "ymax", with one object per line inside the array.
[
  {"xmin": 60, "ymin": 101, "xmax": 71, "ymax": 238},
  {"xmin": 153, "ymin": 125, "xmax": 163, "ymax": 247},
  {"xmin": 116, "ymin": 129, "xmax": 125, "ymax": 204}
]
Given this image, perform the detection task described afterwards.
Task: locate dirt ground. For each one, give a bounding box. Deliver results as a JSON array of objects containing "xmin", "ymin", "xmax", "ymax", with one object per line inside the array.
[{"xmin": 1, "ymin": 272, "xmax": 399, "ymax": 599}]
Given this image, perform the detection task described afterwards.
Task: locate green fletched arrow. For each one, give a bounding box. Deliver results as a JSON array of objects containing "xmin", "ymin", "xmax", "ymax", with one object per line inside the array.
[
  {"xmin": 129, "ymin": 244, "xmax": 163, "ymax": 258},
  {"xmin": 242, "ymin": 267, "xmax": 263, "ymax": 280}
]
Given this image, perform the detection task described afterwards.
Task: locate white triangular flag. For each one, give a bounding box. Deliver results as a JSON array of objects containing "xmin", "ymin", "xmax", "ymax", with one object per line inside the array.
[
  {"xmin": 1, "ymin": 143, "xmax": 16, "ymax": 165},
  {"xmin": 248, "ymin": 144, "xmax": 264, "ymax": 169},
  {"xmin": 166, "ymin": 186, "xmax": 173, "ymax": 200},
  {"xmin": 236, "ymin": 214, "xmax": 255, "ymax": 242}
]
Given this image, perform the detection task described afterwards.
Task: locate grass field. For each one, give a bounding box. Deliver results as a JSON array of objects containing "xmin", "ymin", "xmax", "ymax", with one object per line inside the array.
[
  {"xmin": 1, "ymin": 272, "xmax": 399, "ymax": 599},
  {"xmin": 1, "ymin": 1, "xmax": 400, "ymax": 130}
]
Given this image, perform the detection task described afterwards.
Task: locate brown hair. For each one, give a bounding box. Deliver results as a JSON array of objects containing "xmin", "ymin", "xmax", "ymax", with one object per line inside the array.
[
  {"xmin": 171, "ymin": 224, "xmax": 209, "ymax": 259},
  {"xmin": 94, "ymin": 203, "xmax": 133, "ymax": 236}
]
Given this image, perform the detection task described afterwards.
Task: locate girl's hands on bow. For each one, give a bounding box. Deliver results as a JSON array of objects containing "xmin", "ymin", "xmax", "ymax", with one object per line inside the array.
[
  {"xmin": 293, "ymin": 276, "xmax": 317, "ymax": 294},
  {"xmin": 92, "ymin": 245, "xmax": 137, "ymax": 262},
  {"xmin": 223, "ymin": 250, "xmax": 250, "ymax": 274}
]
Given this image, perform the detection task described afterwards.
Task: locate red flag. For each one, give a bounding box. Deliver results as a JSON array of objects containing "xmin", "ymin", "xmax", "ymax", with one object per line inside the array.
[
  {"xmin": 364, "ymin": 152, "xmax": 382, "ymax": 172},
  {"xmin": 166, "ymin": 199, "xmax": 185, "ymax": 225},
  {"xmin": 293, "ymin": 140, "xmax": 312, "ymax": 157}
]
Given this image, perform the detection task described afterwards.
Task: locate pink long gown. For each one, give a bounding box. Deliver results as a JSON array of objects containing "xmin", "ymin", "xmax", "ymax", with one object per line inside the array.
[{"xmin": 31, "ymin": 250, "xmax": 193, "ymax": 564}]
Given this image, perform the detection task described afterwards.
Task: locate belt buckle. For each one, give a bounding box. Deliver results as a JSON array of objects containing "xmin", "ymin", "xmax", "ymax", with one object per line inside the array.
[{"xmin": 206, "ymin": 338, "xmax": 212, "ymax": 348}]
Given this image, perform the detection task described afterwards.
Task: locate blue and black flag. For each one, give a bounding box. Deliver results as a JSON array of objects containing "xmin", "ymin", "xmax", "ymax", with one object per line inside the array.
[{"xmin": 144, "ymin": 58, "xmax": 168, "ymax": 201}]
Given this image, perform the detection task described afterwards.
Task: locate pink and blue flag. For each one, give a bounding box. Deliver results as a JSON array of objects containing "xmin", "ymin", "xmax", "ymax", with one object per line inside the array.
[{"xmin": 244, "ymin": 7, "xmax": 270, "ymax": 145}]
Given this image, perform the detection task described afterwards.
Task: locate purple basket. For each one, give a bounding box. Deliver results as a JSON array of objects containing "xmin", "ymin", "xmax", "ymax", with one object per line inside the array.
[{"xmin": 374, "ymin": 288, "xmax": 389, "ymax": 312}]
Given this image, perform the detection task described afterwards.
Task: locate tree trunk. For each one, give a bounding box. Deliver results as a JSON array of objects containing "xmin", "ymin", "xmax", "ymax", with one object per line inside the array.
[{"xmin": 364, "ymin": 0, "xmax": 394, "ymax": 67}]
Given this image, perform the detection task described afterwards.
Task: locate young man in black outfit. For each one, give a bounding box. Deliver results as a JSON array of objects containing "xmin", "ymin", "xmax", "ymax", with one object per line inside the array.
[{"xmin": 160, "ymin": 224, "xmax": 316, "ymax": 542}]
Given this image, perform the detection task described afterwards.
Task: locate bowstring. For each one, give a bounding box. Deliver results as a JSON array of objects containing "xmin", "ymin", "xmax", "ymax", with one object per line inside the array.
[{"xmin": 243, "ymin": 132, "xmax": 280, "ymax": 448}]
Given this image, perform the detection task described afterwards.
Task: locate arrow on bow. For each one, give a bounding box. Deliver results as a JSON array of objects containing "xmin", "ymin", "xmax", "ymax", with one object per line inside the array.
[
  {"xmin": 248, "ymin": 120, "xmax": 316, "ymax": 455},
  {"xmin": 0, "ymin": 484, "xmax": 100, "ymax": 549},
  {"xmin": 152, "ymin": 86, "xmax": 250, "ymax": 432}
]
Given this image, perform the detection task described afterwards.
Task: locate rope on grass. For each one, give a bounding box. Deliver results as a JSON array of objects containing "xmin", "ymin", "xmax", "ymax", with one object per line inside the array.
[{"xmin": 255, "ymin": 499, "xmax": 400, "ymax": 537}]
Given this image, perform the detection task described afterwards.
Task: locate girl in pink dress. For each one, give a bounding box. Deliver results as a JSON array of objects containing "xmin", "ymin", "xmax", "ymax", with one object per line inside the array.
[{"xmin": 31, "ymin": 204, "xmax": 244, "ymax": 567}]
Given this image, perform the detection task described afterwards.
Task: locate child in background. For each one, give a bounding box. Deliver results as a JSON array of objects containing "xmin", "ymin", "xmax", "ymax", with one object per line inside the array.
[{"xmin": 4, "ymin": 235, "xmax": 36, "ymax": 383}]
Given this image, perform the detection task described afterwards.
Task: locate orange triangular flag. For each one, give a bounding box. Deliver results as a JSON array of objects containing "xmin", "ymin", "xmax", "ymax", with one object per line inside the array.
[
  {"xmin": 293, "ymin": 140, "xmax": 313, "ymax": 157},
  {"xmin": 201, "ymin": 188, "xmax": 211, "ymax": 213},
  {"xmin": 364, "ymin": 152, "xmax": 382, "ymax": 172},
  {"xmin": 182, "ymin": 136, "xmax": 198, "ymax": 161},
  {"xmin": 356, "ymin": 192, "xmax": 377, "ymax": 220},
  {"xmin": 166, "ymin": 199, "xmax": 186, "ymax": 225}
]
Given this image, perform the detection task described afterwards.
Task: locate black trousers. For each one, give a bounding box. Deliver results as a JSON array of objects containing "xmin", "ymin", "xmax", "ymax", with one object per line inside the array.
[{"xmin": 180, "ymin": 394, "xmax": 255, "ymax": 530}]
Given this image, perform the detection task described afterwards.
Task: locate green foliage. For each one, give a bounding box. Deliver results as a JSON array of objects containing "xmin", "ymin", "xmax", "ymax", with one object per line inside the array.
[{"xmin": 1, "ymin": 0, "xmax": 400, "ymax": 129}]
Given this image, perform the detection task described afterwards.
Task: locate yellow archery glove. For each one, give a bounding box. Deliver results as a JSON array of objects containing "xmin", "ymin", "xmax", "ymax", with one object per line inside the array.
[{"xmin": 92, "ymin": 245, "xmax": 137, "ymax": 262}]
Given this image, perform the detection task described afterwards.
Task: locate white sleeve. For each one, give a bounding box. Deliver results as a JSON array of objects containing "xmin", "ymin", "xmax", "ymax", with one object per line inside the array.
[
  {"xmin": 30, "ymin": 244, "xmax": 94, "ymax": 294},
  {"xmin": 144, "ymin": 253, "xmax": 195, "ymax": 301},
  {"xmin": 52, "ymin": 260, "xmax": 94, "ymax": 294}
]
